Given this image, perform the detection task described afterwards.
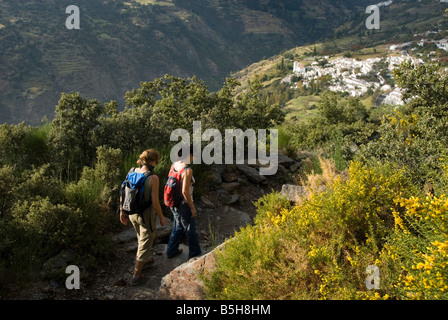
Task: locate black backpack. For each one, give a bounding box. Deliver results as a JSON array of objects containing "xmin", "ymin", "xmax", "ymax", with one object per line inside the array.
[{"xmin": 120, "ymin": 168, "xmax": 154, "ymax": 227}]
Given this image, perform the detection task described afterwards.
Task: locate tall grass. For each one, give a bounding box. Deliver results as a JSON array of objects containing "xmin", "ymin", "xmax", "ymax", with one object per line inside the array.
[
  {"xmin": 332, "ymin": 131, "xmax": 346, "ymax": 171},
  {"xmin": 277, "ymin": 125, "xmax": 296, "ymax": 158}
]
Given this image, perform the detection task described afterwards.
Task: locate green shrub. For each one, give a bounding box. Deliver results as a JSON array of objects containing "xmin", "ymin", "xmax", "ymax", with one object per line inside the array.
[
  {"xmin": 94, "ymin": 146, "xmax": 122, "ymax": 208},
  {"xmin": 359, "ymin": 62, "xmax": 448, "ymax": 189},
  {"xmin": 253, "ymin": 191, "xmax": 291, "ymax": 225},
  {"xmin": 0, "ymin": 166, "xmax": 16, "ymax": 218},
  {"xmin": 15, "ymin": 164, "xmax": 66, "ymax": 205},
  {"xmin": 64, "ymin": 168, "xmax": 103, "ymax": 215},
  {"xmin": 49, "ymin": 92, "xmax": 106, "ymax": 179},
  {"xmin": 12, "ymin": 197, "xmax": 82, "ymax": 255}
]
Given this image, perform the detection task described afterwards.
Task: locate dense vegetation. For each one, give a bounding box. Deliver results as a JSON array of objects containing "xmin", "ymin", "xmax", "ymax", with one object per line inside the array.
[
  {"xmin": 203, "ymin": 61, "xmax": 448, "ymax": 300},
  {"xmin": 0, "ymin": 75, "xmax": 283, "ymax": 286}
]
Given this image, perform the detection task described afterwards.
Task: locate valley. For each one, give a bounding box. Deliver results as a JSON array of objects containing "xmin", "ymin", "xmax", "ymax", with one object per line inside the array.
[{"xmin": 2, "ymin": 0, "xmax": 447, "ymax": 124}]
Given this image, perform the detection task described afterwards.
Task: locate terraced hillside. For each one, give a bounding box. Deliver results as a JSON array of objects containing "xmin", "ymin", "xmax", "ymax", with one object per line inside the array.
[{"xmin": 1, "ymin": 0, "xmax": 447, "ymax": 124}]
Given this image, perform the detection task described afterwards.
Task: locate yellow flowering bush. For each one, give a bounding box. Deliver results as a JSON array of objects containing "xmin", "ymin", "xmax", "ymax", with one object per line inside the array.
[
  {"xmin": 204, "ymin": 160, "xmax": 414, "ymax": 300},
  {"xmin": 382, "ymin": 194, "xmax": 448, "ymax": 299}
]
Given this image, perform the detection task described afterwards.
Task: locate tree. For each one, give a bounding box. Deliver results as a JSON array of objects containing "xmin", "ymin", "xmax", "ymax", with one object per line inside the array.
[
  {"xmin": 344, "ymin": 97, "xmax": 369, "ymax": 124},
  {"xmin": 393, "ymin": 61, "xmax": 448, "ymax": 117},
  {"xmin": 319, "ymin": 91, "xmax": 344, "ymax": 125},
  {"xmin": 124, "ymin": 75, "xmax": 285, "ymax": 143},
  {"xmin": 235, "ymin": 80, "xmax": 285, "ymax": 129},
  {"xmin": 125, "ymin": 75, "xmax": 213, "ymax": 143},
  {"xmin": 360, "ymin": 62, "xmax": 448, "ymax": 188},
  {"xmin": 49, "ymin": 92, "xmax": 105, "ymax": 177}
]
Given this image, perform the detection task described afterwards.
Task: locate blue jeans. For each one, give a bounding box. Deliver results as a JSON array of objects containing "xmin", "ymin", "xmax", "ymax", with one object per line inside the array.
[{"xmin": 166, "ymin": 203, "xmax": 202, "ymax": 259}]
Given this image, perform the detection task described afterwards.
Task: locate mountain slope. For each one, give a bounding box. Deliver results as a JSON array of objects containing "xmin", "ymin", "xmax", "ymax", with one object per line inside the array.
[{"xmin": 1, "ymin": 0, "xmax": 446, "ymax": 124}]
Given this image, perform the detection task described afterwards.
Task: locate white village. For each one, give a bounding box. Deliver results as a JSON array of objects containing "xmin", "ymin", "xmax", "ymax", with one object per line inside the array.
[
  {"xmin": 279, "ymin": 0, "xmax": 448, "ymax": 107},
  {"xmin": 281, "ymin": 52, "xmax": 418, "ymax": 107}
]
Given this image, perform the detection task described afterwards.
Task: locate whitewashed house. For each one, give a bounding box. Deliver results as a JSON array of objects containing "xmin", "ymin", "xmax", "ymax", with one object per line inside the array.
[{"xmin": 293, "ymin": 61, "xmax": 306, "ymax": 74}]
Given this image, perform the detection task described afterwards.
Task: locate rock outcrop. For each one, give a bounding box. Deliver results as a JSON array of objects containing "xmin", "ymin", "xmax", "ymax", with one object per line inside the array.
[
  {"xmin": 157, "ymin": 244, "xmax": 223, "ymax": 300},
  {"xmin": 236, "ymin": 164, "xmax": 267, "ymax": 184}
]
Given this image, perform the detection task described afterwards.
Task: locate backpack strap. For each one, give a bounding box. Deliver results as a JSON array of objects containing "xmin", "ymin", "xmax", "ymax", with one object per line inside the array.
[{"xmin": 144, "ymin": 171, "xmax": 154, "ymax": 178}]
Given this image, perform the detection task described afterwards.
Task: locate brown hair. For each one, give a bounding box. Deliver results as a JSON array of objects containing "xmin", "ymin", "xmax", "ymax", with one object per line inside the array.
[{"xmin": 137, "ymin": 149, "xmax": 160, "ymax": 167}]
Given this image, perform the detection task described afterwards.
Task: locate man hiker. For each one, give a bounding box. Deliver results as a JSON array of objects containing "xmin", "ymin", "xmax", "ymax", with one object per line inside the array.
[{"xmin": 165, "ymin": 145, "xmax": 202, "ymax": 260}]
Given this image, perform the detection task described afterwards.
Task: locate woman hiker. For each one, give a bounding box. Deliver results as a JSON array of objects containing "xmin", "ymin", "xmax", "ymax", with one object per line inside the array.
[
  {"xmin": 166, "ymin": 145, "xmax": 202, "ymax": 260},
  {"xmin": 120, "ymin": 149, "xmax": 167, "ymax": 286}
]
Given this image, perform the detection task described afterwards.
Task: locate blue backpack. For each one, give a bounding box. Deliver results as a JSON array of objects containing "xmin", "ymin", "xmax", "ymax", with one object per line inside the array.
[{"xmin": 120, "ymin": 168, "xmax": 154, "ymax": 225}]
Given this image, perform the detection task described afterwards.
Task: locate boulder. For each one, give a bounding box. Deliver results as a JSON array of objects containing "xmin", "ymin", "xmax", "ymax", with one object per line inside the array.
[
  {"xmin": 214, "ymin": 206, "xmax": 251, "ymax": 238},
  {"xmin": 157, "ymin": 244, "xmax": 223, "ymax": 300},
  {"xmin": 215, "ymin": 189, "xmax": 240, "ymax": 206},
  {"xmin": 200, "ymin": 196, "xmax": 216, "ymax": 208},
  {"xmin": 208, "ymin": 164, "xmax": 225, "ymax": 185},
  {"xmin": 289, "ymin": 161, "xmax": 301, "ymax": 172},
  {"xmin": 277, "ymin": 164, "xmax": 289, "ymax": 174},
  {"xmin": 236, "ymin": 164, "xmax": 267, "ymax": 184},
  {"xmin": 41, "ymin": 249, "xmax": 78, "ymax": 281},
  {"xmin": 221, "ymin": 172, "xmax": 238, "ymax": 183},
  {"xmin": 224, "ymin": 206, "xmax": 251, "ymax": 225},
  {"xmin": 43, "ymin": 249, "xmax": 76, "ymax": 270},
  {"xmin": 281, "ymin": 184, "xmax": 309, "ymax": 203},
  {"xmin": 275, "ymin": 153, "xmax": 296, "ymax": 168},
  {"xmin": 221, "ymin": 182, "xmax": 240, "ymax": 192},
  {"xmin": 225, "ymin": 194, "xmax": 240, "ymax": 205}
]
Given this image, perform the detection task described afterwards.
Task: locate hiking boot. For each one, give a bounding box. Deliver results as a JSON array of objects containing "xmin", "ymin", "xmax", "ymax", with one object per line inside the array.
[
  {"xmin": 167, "ymin": 248, "xmax": 183, "ymax": 259},
  {"xmin": 131, "ymin": 274, "xmax": 146, "ymax": 286}
]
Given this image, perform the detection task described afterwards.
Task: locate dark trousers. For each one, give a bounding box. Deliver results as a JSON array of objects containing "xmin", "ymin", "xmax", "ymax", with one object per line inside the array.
[{"xmin": 166, "ymin": 202, "xmax": 202, "ymax": 259}]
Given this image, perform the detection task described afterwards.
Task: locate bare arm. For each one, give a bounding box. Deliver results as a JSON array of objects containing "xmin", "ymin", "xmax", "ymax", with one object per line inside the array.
[
  {"xmin": 119, "ymin": 195, "xmax": 128, "ymax": 225},
  {"xmin": 182, "ymin": 168, "xmax": 196, "ymax": 218},
  {"xmin": 150, "ymin": 175, "xmax": 166, "ymax": 226}
]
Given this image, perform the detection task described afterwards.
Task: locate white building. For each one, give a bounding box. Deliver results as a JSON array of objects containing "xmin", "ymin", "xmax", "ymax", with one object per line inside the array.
[
  {"xmin": 293, "ymin": 61, "xmax": 306, "ymax": 74},
  {"xmin": 383, "ymin": 87, "xmax": 404, "ymax": 106}
]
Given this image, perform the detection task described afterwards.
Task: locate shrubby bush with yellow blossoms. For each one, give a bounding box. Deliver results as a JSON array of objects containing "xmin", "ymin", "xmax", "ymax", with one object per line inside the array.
[
  {"xmin": 204, "ymin": 160, "xmax": 417, "ymax": 299},
  {"xmin": 204, "ymin": 158, "xmax": 448, "ymax": 300},
  {"xmin": 379, "ymin": 194, "xmax": 448, "ymax": 299}
]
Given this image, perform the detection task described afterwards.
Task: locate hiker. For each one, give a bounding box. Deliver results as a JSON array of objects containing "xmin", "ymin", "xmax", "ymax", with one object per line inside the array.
[
  {"xmin": 166, "ymin": 145, "xmax": 202, "ymax": 260},
  {"xmin": 119, "ymin": 149, "xmax": 167, "ymax": 286}
]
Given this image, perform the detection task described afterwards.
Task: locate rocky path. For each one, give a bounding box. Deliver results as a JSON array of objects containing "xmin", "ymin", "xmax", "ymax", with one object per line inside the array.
[{"xmin": 5, "ymin": 220, "xmax": 213, "ymax": 300}]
